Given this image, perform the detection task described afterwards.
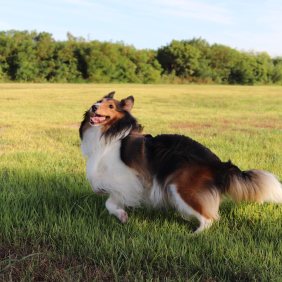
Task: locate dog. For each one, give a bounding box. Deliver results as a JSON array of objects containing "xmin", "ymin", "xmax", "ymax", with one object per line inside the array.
[{"xmin": 79, "ymin": 91, "xmax": 282, "ymax": 234}]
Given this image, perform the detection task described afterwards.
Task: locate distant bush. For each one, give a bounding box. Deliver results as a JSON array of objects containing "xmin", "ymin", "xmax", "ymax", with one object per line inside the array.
[
  {"xmin": 0, "ymin": 30, "xmax": 162, "ymax": 83},
  {"xmin": 0, "ymin": 31, "xmax": 281, "ymax": 85},
  {"xmin": 0, "ymin": 30, "xmax": 81, "ymax": 82},
  {"xmin": 157, "ymin": 38, "xmax": 282, "ymax": 85},
  {"xmin": 73, "ymin": 39, "xmax": 162, "ymax": 83}
]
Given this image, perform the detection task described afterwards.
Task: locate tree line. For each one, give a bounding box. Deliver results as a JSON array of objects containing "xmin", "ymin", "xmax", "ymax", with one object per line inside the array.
[{"xmin": 0, "ymin": 30, "xmax": 281, "ymax": 85}]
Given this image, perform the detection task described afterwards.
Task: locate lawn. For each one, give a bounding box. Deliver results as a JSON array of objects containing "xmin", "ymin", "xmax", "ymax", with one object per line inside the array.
[{"xmin": 0, "ymin": 83, "xmax": 282, "ymax": 281}]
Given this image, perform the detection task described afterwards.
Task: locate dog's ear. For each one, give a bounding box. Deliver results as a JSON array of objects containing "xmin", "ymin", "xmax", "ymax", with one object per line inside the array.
[
  {"xmin": 104, "ymin": 91, "xmax": 115, "ymax": 99},
  {"xmin": 120, "ymin": 96, "xmax": 134, "ymax": 112}
]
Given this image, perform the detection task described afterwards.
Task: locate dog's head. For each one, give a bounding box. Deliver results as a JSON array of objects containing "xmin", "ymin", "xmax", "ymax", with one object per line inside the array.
[
  {"xmin": 80, "ymin": 92, "xmax": 141, "ymax": 141},
  {"xmin": 89, "ymin": 91, "xmax": 134, "ymax": 127}
]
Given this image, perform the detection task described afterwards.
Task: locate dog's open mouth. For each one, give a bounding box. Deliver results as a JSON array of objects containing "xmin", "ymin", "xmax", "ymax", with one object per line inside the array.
[{"xmin": 90, "ymin": 114, "xmax": 110, "ymax": 125}]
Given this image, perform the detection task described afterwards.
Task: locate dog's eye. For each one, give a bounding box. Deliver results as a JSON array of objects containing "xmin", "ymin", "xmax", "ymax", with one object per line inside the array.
[{"xmin": 109, "ymin": 105, "xmax": 114, "ymax": 109}]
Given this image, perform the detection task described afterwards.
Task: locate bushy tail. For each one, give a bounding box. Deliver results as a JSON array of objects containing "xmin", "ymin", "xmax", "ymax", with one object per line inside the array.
[{"xmin": 227, "ymin": 169, "xmax": 282, "ymax": 204}]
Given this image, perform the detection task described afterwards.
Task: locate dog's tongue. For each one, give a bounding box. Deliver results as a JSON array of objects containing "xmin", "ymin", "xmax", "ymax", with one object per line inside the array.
[{"xmin": 91, "ymin": 116, "xmax": 106, "ymax": 124}]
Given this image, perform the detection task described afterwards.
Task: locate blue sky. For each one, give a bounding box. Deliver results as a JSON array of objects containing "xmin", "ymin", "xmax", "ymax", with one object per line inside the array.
[{"xmin": 1, "ymin": 0, "xmax": 282, "ymax": 56}]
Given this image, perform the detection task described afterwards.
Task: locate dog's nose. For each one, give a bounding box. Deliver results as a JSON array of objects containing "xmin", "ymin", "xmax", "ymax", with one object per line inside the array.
[{"xmin": 92, "ymin": 104, "xmax": 98, "ymax": 111}]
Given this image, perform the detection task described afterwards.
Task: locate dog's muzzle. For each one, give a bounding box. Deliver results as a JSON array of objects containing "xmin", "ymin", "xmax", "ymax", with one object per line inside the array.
[{"xmin": 90, "ymin": 103, "xmax": 100, "ymax": 112}]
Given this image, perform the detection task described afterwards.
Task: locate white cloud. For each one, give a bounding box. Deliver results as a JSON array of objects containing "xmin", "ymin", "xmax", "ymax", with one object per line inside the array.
[
  {"xmin": 103, "ymin": 0, "xmax": 233, "ymax": 24},
  {"xmin": 154, "ymin": 0, "xmax": 233, "ymax": 24}
]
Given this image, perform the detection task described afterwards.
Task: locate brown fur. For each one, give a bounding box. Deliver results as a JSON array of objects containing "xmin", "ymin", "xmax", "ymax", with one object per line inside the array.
[
  {"xmin": 173, "ymin": 165, "xmax": 215, "ymax": 219},
  {"xmin": 130, "ymin": 131, "xmax": 146, "ymax": 137},
  {"xmin": 96, "ymin": 98, "xmax": 125, "ymax": 132}
]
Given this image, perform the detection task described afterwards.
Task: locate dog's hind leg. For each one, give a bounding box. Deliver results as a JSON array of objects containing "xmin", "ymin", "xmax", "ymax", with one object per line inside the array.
[
  {"xmin": 170, "ymin": 184, "xmax": 219, "ymax": 234},
  {"xmin": 105, "ymin": 194, "xmax": 128, "ymax": 223}
]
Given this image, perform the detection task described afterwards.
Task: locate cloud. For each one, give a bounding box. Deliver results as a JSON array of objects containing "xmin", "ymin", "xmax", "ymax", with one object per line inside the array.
[
  {"xmin": 154, "ymin": 0, "xmax": 233, "ymax": 24},
  {"xmin": 104, "ymin": 0, "xmax": 233, "ymax": 24}
]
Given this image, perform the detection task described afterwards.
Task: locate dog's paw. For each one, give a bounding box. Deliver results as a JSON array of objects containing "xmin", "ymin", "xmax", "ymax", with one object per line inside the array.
[{"xmin": 119, "ymin": 211, "xmax": 128, "ymax": 223}]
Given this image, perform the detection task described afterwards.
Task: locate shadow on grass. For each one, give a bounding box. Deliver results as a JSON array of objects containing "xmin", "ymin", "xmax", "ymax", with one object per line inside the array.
[
  {"xmin": 2, "ymin": 167, "xmax": 280, "ymax": 236},
  {"xmin": 0, "ymin": 166, "xmax": 203, "ymax": 230},
  {"xmin": 0, "ymin": 168, "xmax": 204, "ymax": 280},
  {"xmin": 1, "ymin": 168, "xmax": 282, "ymax": 281}
]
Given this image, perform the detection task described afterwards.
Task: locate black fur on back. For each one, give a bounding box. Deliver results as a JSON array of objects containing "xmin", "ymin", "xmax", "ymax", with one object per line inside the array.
[
  {"xmin": 148, "ymin": 134, "xmax": 221, "ymax": 186},
  {"xmin": 121, "ymin": 133, "xmax": 245, "ymax": 194}
]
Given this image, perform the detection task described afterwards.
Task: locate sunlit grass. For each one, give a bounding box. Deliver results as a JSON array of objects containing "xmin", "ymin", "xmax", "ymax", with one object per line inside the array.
[{"xmin": 0, "ymin": 84, "xmax": 282, "ymax": 281}]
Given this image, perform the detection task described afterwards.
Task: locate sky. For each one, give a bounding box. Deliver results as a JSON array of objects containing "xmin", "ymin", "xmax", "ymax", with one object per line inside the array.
[{"xmin": 1, "ymin": 0, "xmax": 282, "ymax": 57}]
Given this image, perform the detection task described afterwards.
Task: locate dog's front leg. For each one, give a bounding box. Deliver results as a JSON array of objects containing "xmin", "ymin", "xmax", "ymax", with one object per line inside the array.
[{"xmin": 105, "ymin": 194, "xmax": 128, "ymax": 223}]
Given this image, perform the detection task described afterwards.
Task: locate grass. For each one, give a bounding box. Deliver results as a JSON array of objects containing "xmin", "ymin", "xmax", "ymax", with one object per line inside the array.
[{"xmin": 0, "ymin": 83, "xmax": 282, "ymax": 281}]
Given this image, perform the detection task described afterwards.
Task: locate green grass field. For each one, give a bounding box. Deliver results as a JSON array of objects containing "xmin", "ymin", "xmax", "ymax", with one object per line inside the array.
[{"xmin": 0, "ymin": 84, "xmax": 282, "ymax": 281}]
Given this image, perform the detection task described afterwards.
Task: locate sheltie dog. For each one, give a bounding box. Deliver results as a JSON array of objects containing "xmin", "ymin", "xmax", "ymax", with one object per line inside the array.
[{"xmin": 79, "ymin": 91, "xmax": 282, "ymax": 234}]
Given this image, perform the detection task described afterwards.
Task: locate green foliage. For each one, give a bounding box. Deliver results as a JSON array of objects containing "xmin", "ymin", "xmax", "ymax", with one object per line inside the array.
[
  {"xmin": 271, "ymin": 64, "xmax": 282, "ymax": 83},
  {"xmin": 0, "ymin": 31, "xmax": 281, "ymax": 84},
  {"xmin": 71, "ymin": 40, "xmax": 162, "ymax": 83},
  {"xmin": 0, "ymin": 30, "xmax": 162, "ymax": 83},
  {"xmin": 157, "ymin": 39, "xmax": 202, "ymax": 79},
  {"xmin": 157, "ymin": 38, "xmax": 282, "ymax": 85},
  {"xmin": 0, "ymin": 30, "xmax": 82, "ymax": 82},
  {"xmin": 0, "ymin": 64, "xmax": 4, "ymax": 81}
]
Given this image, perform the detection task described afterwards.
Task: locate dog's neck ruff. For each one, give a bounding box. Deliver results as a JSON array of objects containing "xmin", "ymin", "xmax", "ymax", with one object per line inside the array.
[
  {"xmin": 81, "ymin": 126, "xmax": 144, "ymax": 208},
  {"xmin": 81, "ymin": 126, "xmax": 131, "ymax": 158}
]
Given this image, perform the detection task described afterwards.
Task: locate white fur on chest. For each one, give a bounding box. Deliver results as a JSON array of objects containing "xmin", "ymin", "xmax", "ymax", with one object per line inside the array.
[{"xmin": 81, "ymin": 127, "xmax": 144, "ymax": 207}]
